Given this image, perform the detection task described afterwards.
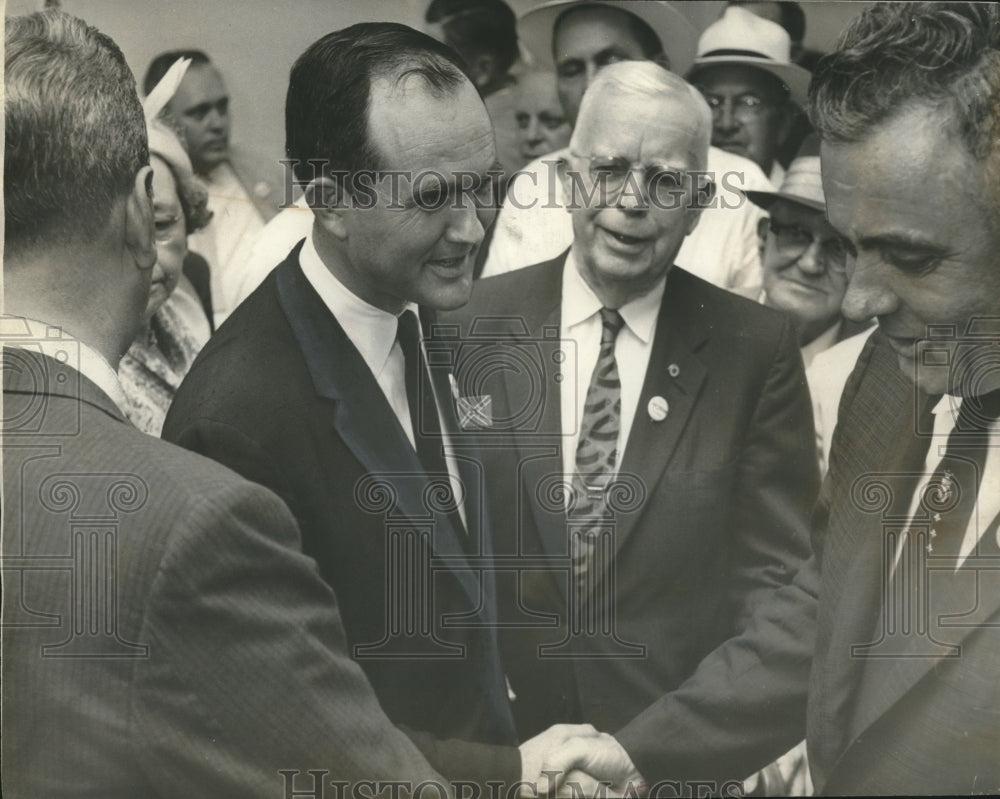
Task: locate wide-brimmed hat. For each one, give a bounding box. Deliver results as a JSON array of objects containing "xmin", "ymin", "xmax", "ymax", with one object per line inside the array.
[
  {"xmin": 746, "ymin": 135, "xmax": 824, "ymax": 212},
  {"xmin": 519, "ymin": 0, "xmax": 697, "ymax": 76},
  {"xmin": 688, "ymin": 5, "xmax": 811, "ymax": 108}
]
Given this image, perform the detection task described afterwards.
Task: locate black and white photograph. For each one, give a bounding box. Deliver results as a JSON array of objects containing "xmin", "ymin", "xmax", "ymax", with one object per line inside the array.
[{"xmin": 3, "ymin": 1, "xmax": 1000, "ymax": 796}]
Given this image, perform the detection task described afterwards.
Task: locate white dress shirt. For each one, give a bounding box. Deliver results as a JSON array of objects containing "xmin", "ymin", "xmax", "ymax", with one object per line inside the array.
[
  {"xmin": 299, "ymin": 233, "xmax": 466, "ymax": 527},
  {"xmin": 188, "ymin": 160, "xmax": 266, "ymax": 328},
  {"xmin": 559, "ymin": 249, "xmax": 665, "ymax": 482},
  {"xmin": 1, "ymin": 315, "xmax": 128, "ymax": 414}
]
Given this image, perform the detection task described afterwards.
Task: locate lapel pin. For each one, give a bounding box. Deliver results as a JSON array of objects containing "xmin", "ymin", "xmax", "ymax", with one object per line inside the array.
[
  {"xmin": 648, "ymin": 396, "xmax": 669, "ymax": 422},
  {"xmin": 668, "ymin": 363, "xmax": 681, "ymax": 378}
]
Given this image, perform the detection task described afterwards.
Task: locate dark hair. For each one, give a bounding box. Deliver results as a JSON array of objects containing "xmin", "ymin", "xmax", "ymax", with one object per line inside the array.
[
  {"xmin": 729, "ymin": 2, "xmax": 805, "ymax": 44},
  {"xmin": 810, "ymin": 2, "xmax": 1000, "ymax": 163},
  {"xmin": 554, "ymin": 4, "xmax": 666, "ymax": 67},
  {"xmin": 425, "ymin": 0, "xmax": 518, "ymax": 78},
  {"xmin": 5, "ymin": 11, "xmax": 149, "ymax": 253},
  {"xmin": 285, "ymin": 22, "xmax": 468, "ymax": 184},
  {"xmin": 143, "ymin": 49, "xmax": 211, "ymax": 95}
]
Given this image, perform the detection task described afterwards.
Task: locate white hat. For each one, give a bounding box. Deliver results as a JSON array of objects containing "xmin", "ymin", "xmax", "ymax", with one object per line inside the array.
[
  {"xmin": 688, "ymin": 5, "xmax": 811, "ymax": 107},
  {"xmin": 746, "ymin": 136, "xmax": 824, "ymax": 212},
  {"xmin": 518, "ymin": 0, "xmax": 697, "ymax": 76}
]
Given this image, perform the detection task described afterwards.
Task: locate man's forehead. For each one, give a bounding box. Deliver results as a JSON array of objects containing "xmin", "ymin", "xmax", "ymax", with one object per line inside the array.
[
  {"xmin": 576, "ymin": 92, "xmax": 702, "ymax": 160},
  {"xmin": 553, "ymin": 4, "xmax": 646, "ymax": 53},
  {"xmin": 175, "ymin": 64, "xmax": 227, "ymax": 102}
]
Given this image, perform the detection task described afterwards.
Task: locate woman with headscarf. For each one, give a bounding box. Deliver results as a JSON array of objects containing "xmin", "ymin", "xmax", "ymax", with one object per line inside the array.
[{"xmin": 119, "ymin": 60, "xmax": 213, "ymax": 435}]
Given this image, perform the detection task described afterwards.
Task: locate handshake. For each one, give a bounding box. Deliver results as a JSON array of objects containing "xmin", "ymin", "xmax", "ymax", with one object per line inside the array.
[{"xmin": 518, "ymin": 723, "xmax": 645, "ymax": 798}]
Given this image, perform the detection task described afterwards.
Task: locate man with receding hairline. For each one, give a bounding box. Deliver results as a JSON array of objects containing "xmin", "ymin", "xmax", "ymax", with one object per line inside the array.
[
  {"xmin": 165, "ymin": 21, "xmax": 603, "ymax": 791},
  {"xmin": 448, "ymin": 62, "xmax": 817, "ymax": 784}
]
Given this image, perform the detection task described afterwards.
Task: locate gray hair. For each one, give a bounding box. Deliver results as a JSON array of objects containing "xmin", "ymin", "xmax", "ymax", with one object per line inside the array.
[
  {"xmin": 570, "ymin": 61, "xmax": 711, "ymax": 170},
  {"xmin": 5, "ymin": 10, "xmax": 149, "ymax": 253}
]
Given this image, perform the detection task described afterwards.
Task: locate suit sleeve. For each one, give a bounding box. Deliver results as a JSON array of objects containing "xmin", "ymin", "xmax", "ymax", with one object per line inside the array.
[
  {"xmin": 613, "ymin": 323, "xmax": 854, "ymax": 787},
  {"xmin": 727, "ymin": 314, "xmax": 819, "ymax": 630},
  {"xmin": 131, "ymin": 479, "xmax": 452, "ymax": 798},
  {"xmin": 161, "ymin": 417, "xmax": 522, "ymax": 791},
  {"xmin": 614, "ymin": 550, "xmax": 817, "ymax": 787}
]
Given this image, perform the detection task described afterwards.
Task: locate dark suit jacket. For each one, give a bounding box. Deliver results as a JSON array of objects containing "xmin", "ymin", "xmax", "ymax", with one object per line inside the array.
[
  {"xmin": 2, "ymin": 348, "xmax": 446, "ymax": 798},
  {"xmin": 615, "ymin": 331, "xmax": 1000, "ymax": 795},
  {"xmin": 163, "ymin": 245, "xmax": 520, "ymax": 786},
  {"xmin": 443, "ymin": 255, "xmax": 819, "ymax": 736}
]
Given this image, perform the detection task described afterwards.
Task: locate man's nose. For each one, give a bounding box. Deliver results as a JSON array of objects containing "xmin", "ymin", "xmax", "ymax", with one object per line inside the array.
[
  {"xmin": 713, "ymin": 99, "xmax": 739, "ymax": 131},
  {"xmin": 795, "ymin": 239, "xmax": 825, "ymax": 275},
  {"xmin": 445, "ymin": 201, "xmax": 486, "ymax": 245},
  {"xmin": 526, "ymin": 116, "xmax": 543, "ymax": 144},
  {"xmin": 841, "ymin": 256, "xmax": 897, "ymax": 322}
]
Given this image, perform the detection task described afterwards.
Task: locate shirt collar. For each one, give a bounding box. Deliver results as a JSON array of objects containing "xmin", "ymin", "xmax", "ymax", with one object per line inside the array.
[
  {"xmin": 299, "ymin": 231, "xmax": 417, "ymax": 377},
  {"xmin": 562, "ymin": 248, "xmax": 665, "ymax": 343},
  {"xmin": 1, "ymin": 315, "xmax": 128, "ymax": 414}
]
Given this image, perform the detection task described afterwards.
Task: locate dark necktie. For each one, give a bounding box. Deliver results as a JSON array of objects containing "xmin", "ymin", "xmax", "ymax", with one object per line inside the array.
[
  {"xmin": 570, "ymin": 307, "xmax": 625, "ymax": 577},
  {"xmin": 397, "ymin": 309, "xmax": 450, "ymax": 479},
  {"xmin": 921, "ymin": 389, "xmax": 1000, "ymax": 558}
]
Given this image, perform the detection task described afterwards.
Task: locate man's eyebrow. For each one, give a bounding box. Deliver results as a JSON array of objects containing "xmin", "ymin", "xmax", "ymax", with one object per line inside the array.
[{"xmin": 856, "ymin": 232, "xmax": 949, "ymax": 254}]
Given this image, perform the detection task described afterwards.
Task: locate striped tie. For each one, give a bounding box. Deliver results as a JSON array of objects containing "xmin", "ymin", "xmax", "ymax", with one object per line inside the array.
[{"xmin": 570, "ymin": 307, "xmax": 625, "ymax": 578}]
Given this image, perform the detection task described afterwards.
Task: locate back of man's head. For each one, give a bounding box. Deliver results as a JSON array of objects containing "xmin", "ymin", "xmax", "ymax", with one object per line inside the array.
[
  {"xmin": 5, "ymin": 10, "xmax": 149, "ymax": 256},
  {"xmin": 143, "ymin": 49, "xmax": 211, "ymax": 95},
  {"xmin": 425, "ymin": 0, "xmax": 518, "ymax": 94},
  {"xmin": 285, "ymin": 22, "xmax": 469, "ymax": 186}
]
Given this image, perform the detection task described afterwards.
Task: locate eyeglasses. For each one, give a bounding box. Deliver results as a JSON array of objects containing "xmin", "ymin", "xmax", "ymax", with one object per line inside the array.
[
  {"xmin": 698, "ymin": 92, "xmax": 777, "ymax": 121},
  {"xmin": 570, "ymin": 153, "xmax": 693, "ymax": 207},
  {"xmin": 768, "ymin": 218, "xmax": 850, "ymax": 273}
]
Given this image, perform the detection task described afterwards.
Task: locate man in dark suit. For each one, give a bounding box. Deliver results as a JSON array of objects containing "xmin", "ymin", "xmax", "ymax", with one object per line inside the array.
[
  {"xmin": 1, "ymin": 11, "xmax": 452, "ymax": 797},
  {"xmin": 541, "ymin": 4, "xmax": 1000, "ymax": 794},
  {"xmin": 164, "ymin": 22, "xmax": 590, "ymax": 790},
  {"xmin": 445, "ymin": 59, "xmax": 818, "ymax": 751}
]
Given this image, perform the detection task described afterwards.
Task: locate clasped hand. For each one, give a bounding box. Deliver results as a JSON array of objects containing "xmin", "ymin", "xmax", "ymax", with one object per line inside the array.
[{"xmin": 518, "ymin": 723, "xmax": 645, "ymax": 797}]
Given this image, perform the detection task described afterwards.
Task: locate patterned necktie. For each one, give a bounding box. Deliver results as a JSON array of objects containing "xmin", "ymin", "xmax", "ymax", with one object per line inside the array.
[
  {"xmin": 570, "ymin": 307, "xmax": 625, "ymax": 578},
  {"xmin": 922, "ymin": 389, "xmax": 1000, "ymax": 558}
]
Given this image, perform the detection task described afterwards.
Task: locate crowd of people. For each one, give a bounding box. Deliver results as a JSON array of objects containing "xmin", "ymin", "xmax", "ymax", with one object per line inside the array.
[{"xmin": 4, "ymin": 2, "xmax": 1000, "ymax": 797}]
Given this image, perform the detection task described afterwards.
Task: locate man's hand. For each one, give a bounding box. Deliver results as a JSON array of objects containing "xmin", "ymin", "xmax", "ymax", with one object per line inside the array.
[
  {"xmin": 541, "ymin": 732, "xmax": 646, "ymax": 797},
  {"xmin": 519, "ymin": 723, "xmax": 599, "ymax": 794}
]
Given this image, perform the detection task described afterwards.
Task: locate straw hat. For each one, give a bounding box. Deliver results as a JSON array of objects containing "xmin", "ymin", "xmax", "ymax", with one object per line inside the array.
[
  {"xmin": 745, "ymin": 136, "xmax": 824, "ymax": 212},
  {"xmin": 518, "ymin": 0, "xmax": 697, "ymax": 76},
  {"xmin": 688, "ymin": 5, "xmax": 811, "ymax": 107}
]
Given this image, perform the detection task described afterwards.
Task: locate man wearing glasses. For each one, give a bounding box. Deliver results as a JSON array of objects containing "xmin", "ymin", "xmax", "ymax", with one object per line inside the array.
[
  {"xmin": 748, "ymin": 137, "xmax": 872, "ymax": 370},
  {"xmin": 688, "ymin": 5, "xmax": 811, "ymax": 185},
  {"xmin": 447, "ymin": 62, "xmax": 818, "ymax": 771}
]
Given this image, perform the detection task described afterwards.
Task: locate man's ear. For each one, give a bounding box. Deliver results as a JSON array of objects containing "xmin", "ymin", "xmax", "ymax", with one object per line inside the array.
[
  {"xmin": 756, "ymin": 214, "xmax": 770, "ymax": 262},
  {"xmin": 125, "ymin": 166, "xmax": 157, "ymax": 271},
  {"xmin": 470, "ymin": 54, "xmax": 497, "ymax": 92},
  {"xmin": 309, "ymin": 176, "xmax": 350, "ymax": 240}
]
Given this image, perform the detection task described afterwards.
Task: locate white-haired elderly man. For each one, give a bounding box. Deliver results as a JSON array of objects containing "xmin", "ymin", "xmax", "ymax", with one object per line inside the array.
[
  {"xmin": 446, "ymin": 61, "xmax": 818, "ymax": 789},
  {"xmin": 479, "ymin": 0, "xmax": 777, "ymax": 299}
]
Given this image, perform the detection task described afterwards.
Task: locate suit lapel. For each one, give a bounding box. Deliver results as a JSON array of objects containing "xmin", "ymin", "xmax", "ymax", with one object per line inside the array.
[
  {"xmin": 614, "ymin": 268, "xmax": 709, "ymax": 547},
  {"xmin": 504, "ymin": 260, "xmax": 573, "ymax": 562},
  {"xmin": 275, "ymin": 257, "xmax": 479, "ymax": 604},
  {"xmin": 820, "ymin": 335, "xmax": 1000, "ymax": 771}
]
